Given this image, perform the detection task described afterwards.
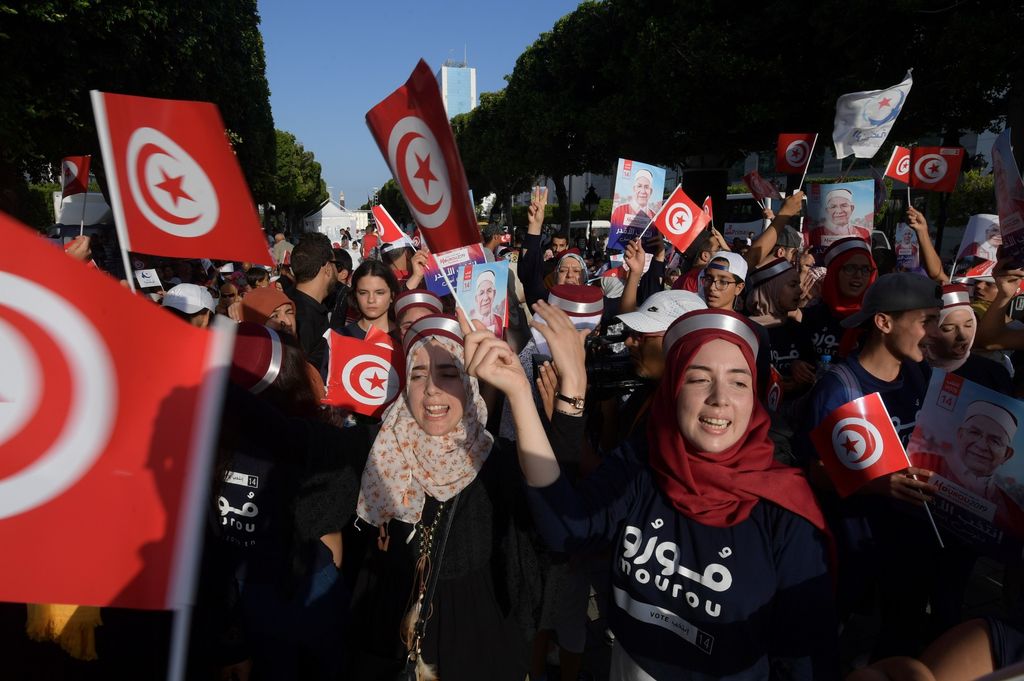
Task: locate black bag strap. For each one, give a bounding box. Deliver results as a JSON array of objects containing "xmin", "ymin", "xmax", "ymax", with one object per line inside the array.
[{"xmin": 410, "ymin": 491, "xmax": 461, "ymax": 646}]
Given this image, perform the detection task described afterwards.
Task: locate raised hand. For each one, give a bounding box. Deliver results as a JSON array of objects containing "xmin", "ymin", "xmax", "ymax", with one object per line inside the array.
[
  {"xmin": 624, "ymin": 239, "xmax": 646, "ymax": 277},
  {"xmin": 457, "ymin": 308, "xmax": 530, "ymax": 395},
  {"xmin": 536, "ymin": 360, "xmax": 559, "ymax": 421},
  {"xmin": 530, "ymin": 300, "xmax": 589, "ymax": 397}
]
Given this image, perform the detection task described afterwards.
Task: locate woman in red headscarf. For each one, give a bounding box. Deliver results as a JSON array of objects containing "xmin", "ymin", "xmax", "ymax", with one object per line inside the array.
[
  {"xmin": 799, "ymin": 237, "xmax": 878, "ymax": 361},
  {"xmin": 466, "ymin": 304, "xmax": 837, "ymax": 681}
]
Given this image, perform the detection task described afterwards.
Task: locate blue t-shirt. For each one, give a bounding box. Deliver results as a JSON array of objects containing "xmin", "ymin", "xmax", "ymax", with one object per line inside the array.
[
  {"xmin": 803, "ymin": 354, "xmax": 931, "ymax": 455},
  {"xmin": 525, "ymin": 445, "xmax": 837, "ymax": 681}
]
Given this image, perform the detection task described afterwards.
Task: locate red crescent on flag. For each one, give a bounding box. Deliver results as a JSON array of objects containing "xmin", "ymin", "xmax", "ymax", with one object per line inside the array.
[
  {"xmin": 134, "ymin": 143, "xmax": 200, "ymax": 227},
  {"xmin": 395, "ymin": 131, "xmax": 444, "ymax": 216}
]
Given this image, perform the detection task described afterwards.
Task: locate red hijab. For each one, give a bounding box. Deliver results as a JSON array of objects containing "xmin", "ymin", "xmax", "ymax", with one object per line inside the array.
[
  {"xmin": 646, "ymin": 310, "xmax": 826, "ymax": 530},
  {"xmin": 820, "ymin": 237, "xmax": 877, "ymax": 318}
]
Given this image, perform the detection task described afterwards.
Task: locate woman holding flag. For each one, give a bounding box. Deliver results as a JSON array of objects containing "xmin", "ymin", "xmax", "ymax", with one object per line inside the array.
[{"xmin": 465, "ymin": 303, "xmax": 837, "ymax": 680}]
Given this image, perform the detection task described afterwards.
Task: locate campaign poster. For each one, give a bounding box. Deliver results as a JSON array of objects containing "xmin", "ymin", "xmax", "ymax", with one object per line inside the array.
[
  {"xmin": 805, "ymin": 180, "xmax": 875, "ymax": 249},
  {"xmin": 893, "ymin": 223, "xmax": 921, "ymax": 272},
  {"xmin": 957, "ymin": 214, "xmax": 1001, "ymax": 262},
  {"xmin": 723, "ymin": 220, "xmax": 765, "ymax": 247},
  {"xmin": 608, "ymin": 158, "xmax": 667, "ymax": 250},
  {"xmin": 907, "ymin": 371, "xmax": 1024, "ymax": 556},
  {"xmin": 423, "ymin": 243, "xmax": 488, "ymax": 297},
  {"xmin": 455, "ymin": 260, "xmax": 509, "ymax": 338}
]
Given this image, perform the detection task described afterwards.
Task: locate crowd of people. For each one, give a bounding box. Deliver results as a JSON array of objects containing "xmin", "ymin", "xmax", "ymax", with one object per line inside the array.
[{"xmin": 12, "ymin": 188, "xmax": 1024, "ymax": 681}]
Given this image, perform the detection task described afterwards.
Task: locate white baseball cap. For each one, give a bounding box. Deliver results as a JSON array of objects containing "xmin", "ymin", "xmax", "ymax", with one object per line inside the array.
[
  {"xmin": 617, "ymin": 290, "xmax": 707, "ymax": 334},
  {"xmin": 163, "ymin": 284, "xmax": 215, "ymax": 315},
  {"xmin": 706, "ymin": 251, "xmax": 748, "ymax": 282}
]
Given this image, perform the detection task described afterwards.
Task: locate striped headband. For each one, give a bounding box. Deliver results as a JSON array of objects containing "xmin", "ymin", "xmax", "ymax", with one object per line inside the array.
[
  {"xmin": 746, "ymin": 258, "xmax": 794, "ymax": 288},
  {"xmin": 394, "ymin": 290, "xmax": 443, "ymax": 318},
  {"xmin": 823, "ymin": 237, "xmax": 870, "ymax": 266},
  {"xmin": 941, "ymin": 285, "xmax": 971, "ymax": 310},
  {"xmin": 402, "ymin": 314, "xmax": 463, "ymax": 355},
  {"xmin": 251, "ymin": 326, "xmax": 283, "ymax": 395},
  {"xmin": 662, "ymin": 309, "xmax": 759, "ymax": 359},
  {"xmin": 548, "ymin": 285, "xmax": 604, "ymax": 317}
]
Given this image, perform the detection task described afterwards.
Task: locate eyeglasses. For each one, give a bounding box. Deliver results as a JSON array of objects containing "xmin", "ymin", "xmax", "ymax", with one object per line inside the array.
[
  {"xmin": 840, "ymin": 264, "xmax": 876, "ymax": 276},
  {"xmin": 702, "ymin": 275, "xmax": 738, "ymax": 290}
]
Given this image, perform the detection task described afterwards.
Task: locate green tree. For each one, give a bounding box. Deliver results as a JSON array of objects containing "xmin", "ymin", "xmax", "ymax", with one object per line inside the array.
[
  {"xmin": 376, "ymin": 179, "xmax": 411, "ymax": 228},
  {"xmin": 266, "ymin": 130, "xmax": 327, "ymax": 231},
  {"xmin": 452, "ymin": 90, "xmax": 533, "ymax": 226},
  {"xmin": 0, "ymin": 0, "xmax": 275, "ymax": 222}
]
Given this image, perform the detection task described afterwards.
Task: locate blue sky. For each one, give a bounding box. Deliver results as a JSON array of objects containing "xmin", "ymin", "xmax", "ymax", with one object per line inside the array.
[{"xmin": 257, "ymin": 0, "xmax": 581, "ymax": 209}]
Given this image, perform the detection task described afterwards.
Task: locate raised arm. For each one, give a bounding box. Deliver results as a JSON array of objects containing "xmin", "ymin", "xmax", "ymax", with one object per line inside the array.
[
  {"xmin": 906, "ymin": 207, "xmax": 946, "ymax": 283},
  {"xmin": 517, "ymin": 195, "xmax": 548, "ymax": 308},
  {"xmin": 618, "ymin": 239, "xmax": 648, "ymax": 314},
  {"xmin": 746, "ymin": 191, "xmax": 805, "ymax": 268},
  {"xmin": 975, "ymin": 258, "xmax": 1024, "ymax": 350}
]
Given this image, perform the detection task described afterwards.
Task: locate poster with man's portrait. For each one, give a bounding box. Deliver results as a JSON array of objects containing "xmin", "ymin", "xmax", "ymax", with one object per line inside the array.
[
  {"xmin": 455, "ymin": 260, "xmax": 509, "ymax": 338},
  {"xmin": 907, "ymin": 371, "xmax": 1024, "ymax": 556},
  {"xmin": 893, "ymin": 223, "xmax": 921, "ymax": 272},
  {"xmin": 608, "ymin": 158, "xmax": 667, "ymax": 250},
  {"xmin": 956, "ymin": 214, "xmax": 1001, "ymax": 262},
  {"xmin": 805, "ymin": 180, "xmax": 875, "ymax": 249}
]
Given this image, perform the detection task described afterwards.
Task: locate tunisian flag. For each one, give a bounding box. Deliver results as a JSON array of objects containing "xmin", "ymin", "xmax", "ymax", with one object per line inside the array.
[
  {"xmin": 884, "ymin": 146, "xmax": 911, "ymax": 184},
  {"xmin": 0, "ymin": 211, "xmax": 235, "ymax": 609},
  {"xmin": 649, "ymin": 184, "xmax": 710, "ymax": 252},
  {"xmin": 371, "ymin": 204, "xmax": 415, "ymax": 248},
  {"xmin": 91, "ymin": 91, "xmax": 272, "ymax": 265},
  {"xmin": 810, "ymin": 393, "xmax": 909, "ymax": 497},
  {"xmin": 366, "ymin": 60, "xmax": 479, "ymax": 254},
  {"xmin": 776, "ymin": 133, "xmax": 815, "ymax": 173},
  {"xmin": 742, "ymin": 170, "xmax": 781, "ymax": 203},
  {"xmin": 909, "ymin": 146, "xmax": 964, "ymax": 193},
  {"xmin": 61, "ymin": 155, "xmax": 91, "ymax": 197},
  {"xmin": 324, "ymin": 330, "xmax": 403, "ymax": 418}
]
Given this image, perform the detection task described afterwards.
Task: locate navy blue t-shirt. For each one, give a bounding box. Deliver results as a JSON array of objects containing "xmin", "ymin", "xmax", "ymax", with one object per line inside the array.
[{"xmin": 525, "ymin": 444, "xmax": 837, "ymax": 681}]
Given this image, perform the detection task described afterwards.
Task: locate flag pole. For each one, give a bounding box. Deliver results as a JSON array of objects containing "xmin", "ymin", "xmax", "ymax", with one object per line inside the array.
[
  {"xmin": 878, "ymin": 400, "xmax": 945, "ymax": 549},
  {"xmin": 796, "ymin": 134, "xmax": 819, "ymax": 193},
  {"xmin": 78, "ymin": 174, "xmax": 90, "ymax": 237}
]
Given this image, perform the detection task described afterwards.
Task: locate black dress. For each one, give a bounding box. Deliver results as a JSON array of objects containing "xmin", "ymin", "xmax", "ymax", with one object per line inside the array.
[{"xmin": 348, "ymin": 443, "xmax": 544, "ymax": 681}]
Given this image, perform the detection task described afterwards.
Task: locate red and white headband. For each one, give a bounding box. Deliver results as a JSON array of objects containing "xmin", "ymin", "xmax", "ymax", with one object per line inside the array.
[
  {"xmin": 402, "ymin": 314, "xmax": 464, "ymax": 355},
  {"xmin": 662, "ymin": 309, "xmax": 759, "ymax": 359},
  {"xmin": 394, "ymin": 289, "xmax": 443, "ymax": 319}
]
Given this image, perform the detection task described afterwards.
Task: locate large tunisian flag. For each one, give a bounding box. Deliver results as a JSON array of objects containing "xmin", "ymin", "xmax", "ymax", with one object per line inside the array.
[
  {"xmin": 0, "ymin": 212, "xmax": 235, "ymax": 609},
  {"xmin": 91, "ymin": 91, "xmax": 273, "ymax": 265},
  {"xmin": 366, "ymin": 60, "xmax": 480, "ymax": 254}
]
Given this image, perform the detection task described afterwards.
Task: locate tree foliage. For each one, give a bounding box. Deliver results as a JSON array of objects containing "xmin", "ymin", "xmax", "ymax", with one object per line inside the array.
[
  {"xmin": 0, "ymin": 0, "xmax": 276, "ymax": 222},
  {"xmin": 454, "ymin": 0, "xmax": 1023, "ymax": 230},
  {"xmin": 377, "ymin": 179, "xmax": 411, "ymax": 227},
  {"xmin": 266, "ymin": 130, "xmax": 327, "ymax": 231}
]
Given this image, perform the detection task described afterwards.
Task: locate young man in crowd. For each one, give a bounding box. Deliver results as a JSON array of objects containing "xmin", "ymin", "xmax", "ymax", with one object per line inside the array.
[
  {"xmin": 801, "ymin": 272, "xmax": 944, "ymax": 658},
  {"xmin": 162, "ymin": 283, "xmax": 215, "ymax": 328},
  {"xmin": 287, "ymin": 232, "xmax": 338, "ymax": 375}
]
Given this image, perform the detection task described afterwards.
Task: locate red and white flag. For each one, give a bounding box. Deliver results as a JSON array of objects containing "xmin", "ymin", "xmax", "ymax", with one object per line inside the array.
[
  {"xmin": 810, "ymin": 393, "xmax": 908, "ymax": 497},
  {"xmin": 0, "ymin": 211, "xmax": 235, "ymax": 609},
  {"xmin": 371, "ymin": 204, "xmax": 415, "ymax": 248},
  {"xmin": 742, "ymin": 171, "xmax": 781, "ymax": 203},
  {"xmin": 701, "ymin": 196, "xmax": 714, "ymax": 225},
  {"xmin": 649, "ymin": 185, "xmax": 710, "ymax": 252},
  {"xmin": 60, "ymin": 155, "xmax": 91, "ymax": 197},
  {"xmin": 324, "ymin": 330, "xmax": 403, "ymax": 417},
  {"xmin": 91, "ymin": 91, "xmax": 272, "ymax": 265},
  {"xmin": 884, "ymin": 146, "xmax": 911, "ymax": 184},
  {"xmin": 776, "ymin": 133, "xmax": 815, "ymax": 173},
  {"xmin": 908, "ymin": 146, "xmax": 964, "ymax": 192},
  {"xmin": 766, "ymin": 366, "xmax": 783, "ymax": 413},
  {"xmin": 366, "ymin": 60, "xmax": 479, "ymax": 254}
]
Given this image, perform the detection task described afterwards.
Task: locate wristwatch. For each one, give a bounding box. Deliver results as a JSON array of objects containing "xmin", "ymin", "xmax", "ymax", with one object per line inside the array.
[{"xmin": 555, "ymin": 393, "xmax": 585, "ymax": 410}]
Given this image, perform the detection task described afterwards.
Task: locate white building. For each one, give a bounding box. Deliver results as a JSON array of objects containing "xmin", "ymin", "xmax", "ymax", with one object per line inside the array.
[{"xmin": 301, "ymin": 199, "xmax": 370, "ymax": 244}]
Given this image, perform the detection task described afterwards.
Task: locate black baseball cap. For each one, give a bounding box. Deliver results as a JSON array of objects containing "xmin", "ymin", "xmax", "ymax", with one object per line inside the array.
[{"xmin": 841, "ymin": 273, "xmax": 943, "ymax": 328}]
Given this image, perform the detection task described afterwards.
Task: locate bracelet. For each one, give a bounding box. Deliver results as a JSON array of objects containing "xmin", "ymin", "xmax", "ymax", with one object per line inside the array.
[{"xmin": 554, "ymin": 406, "xmax": 584, "ymax": 417}]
